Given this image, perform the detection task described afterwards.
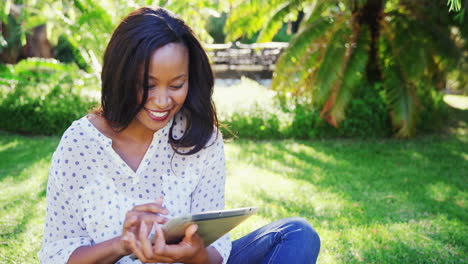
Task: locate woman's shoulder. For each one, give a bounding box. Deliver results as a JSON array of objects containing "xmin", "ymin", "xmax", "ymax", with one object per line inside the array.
[
  {"xmin": 205, "ymin": 126, "xmax": 223, "ymax": 148},
  {"xmin": 54, "ymin": 115, "xmax": 109, "ymax": 156}
]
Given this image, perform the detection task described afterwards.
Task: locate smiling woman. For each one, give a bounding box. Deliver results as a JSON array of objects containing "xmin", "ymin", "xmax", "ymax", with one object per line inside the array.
[
  {"xmin": 38, "ymin": 6, "xmax": 320, "ymax": 264},
  {"xmin": 134, "ymin": 43, "xmax": 189, "ymax": 133}
]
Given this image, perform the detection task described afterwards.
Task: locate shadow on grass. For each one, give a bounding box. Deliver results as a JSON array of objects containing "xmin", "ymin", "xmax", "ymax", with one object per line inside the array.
[
  {"xmin": 232, "ymin": 135, "xmax": 467, "ymax": 225},
  {"xmin": 231, "ymin": 135, "xmax": 467, "ymax": 263},
  {"xmin": 0, "ymin": 131, "xmax": 58, "ymax": 183}
]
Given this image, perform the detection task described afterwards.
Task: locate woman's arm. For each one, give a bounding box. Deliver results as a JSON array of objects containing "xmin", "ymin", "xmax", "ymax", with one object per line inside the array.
[
  {"xmin": 68, "ymin": 199, "xmax": 170, "ymax": 264},
  {"xmin": 68, "ymin": 236, "xmax": 128, "ymax": 264}
]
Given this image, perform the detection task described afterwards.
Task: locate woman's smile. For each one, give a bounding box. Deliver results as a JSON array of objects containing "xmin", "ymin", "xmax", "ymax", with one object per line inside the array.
[{"xmin": 145, "ymin": 108, "xmax": 170, "ymax": 121}]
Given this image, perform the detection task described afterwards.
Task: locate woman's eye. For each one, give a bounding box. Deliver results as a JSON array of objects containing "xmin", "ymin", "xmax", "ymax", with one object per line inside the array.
[{"xmin": 171, "ymin": 83, "xmax": 185, "ymax": 89}]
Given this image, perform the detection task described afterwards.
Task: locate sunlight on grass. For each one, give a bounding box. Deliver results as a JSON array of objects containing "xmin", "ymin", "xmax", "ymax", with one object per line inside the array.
[
  {"xmin": 0, "ymin": 133, "xmax": 55, "ymax": 263},
  {"xmin": 0, "ymin": 141, "xmax": 18, "ymax": 152},
  {"xmin": 213, "ymin": 77, "xmax": 275, "ymax": 116},
  {"xmin": 0, "ymin": 129, "xmax": 467, "ymax": 263},
  {"xmin": 223, "ymin": 138, "xmax": 467, "ymax": 263}
]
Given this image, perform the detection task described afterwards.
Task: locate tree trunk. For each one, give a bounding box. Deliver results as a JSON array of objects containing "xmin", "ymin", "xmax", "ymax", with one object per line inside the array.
[
  {"xmin": 22, "ymin": 24, "xmax": 53, "ymax": 59},
  {"xmin": 359, "ymin": 0, "xmax": 384, "ymax": 83}
]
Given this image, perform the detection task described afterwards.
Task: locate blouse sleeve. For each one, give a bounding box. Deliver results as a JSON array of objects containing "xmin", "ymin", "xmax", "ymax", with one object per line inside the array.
[
  {"xmin": 190, "ymin": 132, "xmax": 231, "ymax": 263},
  {"xmin": 38, "ymin": 143, "xmax": 93, "ymax": 263}
]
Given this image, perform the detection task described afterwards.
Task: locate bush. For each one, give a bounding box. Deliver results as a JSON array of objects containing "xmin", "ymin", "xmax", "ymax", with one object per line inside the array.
[
  {"xmin": 286, "ymin": 84, "xmax": 391, "ymax": 139},
  {"xmin": 335, "ymin": 84, "xmax": 391, "ymax": 137},
  {"xmin": 0, "ymin": 58, "xmax": 99, "ymax": 135},
  {"xmin": 55, "ymin": 35, "xmax": 91, "ymax": 72},
  {"xmin": 417, "ymin": 86, "xmax": 449, "ymax": 133},
  {"xmin": 220, "ymin": 103, "xmax": 286, "ymax": 139}
]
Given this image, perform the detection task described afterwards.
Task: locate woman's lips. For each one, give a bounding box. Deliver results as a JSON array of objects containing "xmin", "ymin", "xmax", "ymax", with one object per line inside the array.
[{"xmin": 146, "ymin": 108, "xmax": 170, "ymax": 121}]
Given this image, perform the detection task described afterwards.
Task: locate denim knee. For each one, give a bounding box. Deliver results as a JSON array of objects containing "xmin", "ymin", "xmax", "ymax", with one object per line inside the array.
[{"xmin": 284, "ymin": 217, "xmax": 321, "ymax": 248}]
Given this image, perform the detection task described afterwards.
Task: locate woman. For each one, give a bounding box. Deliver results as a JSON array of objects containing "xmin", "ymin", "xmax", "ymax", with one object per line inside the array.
[{"xmin": 39, "ymin": 6, "xmax": 320, "ymax": 264}]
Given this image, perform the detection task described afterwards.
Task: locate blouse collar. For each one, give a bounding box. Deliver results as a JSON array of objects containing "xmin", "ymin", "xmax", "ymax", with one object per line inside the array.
[{"xmin": 81, "ymin": 114, "xmax": 176, "ymax": 147}]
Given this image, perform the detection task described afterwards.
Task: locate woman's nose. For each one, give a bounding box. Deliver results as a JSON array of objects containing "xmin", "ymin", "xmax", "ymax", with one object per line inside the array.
[{"xmin": 151, "ymin": 88, "xmax": 171, "ymax": 109}]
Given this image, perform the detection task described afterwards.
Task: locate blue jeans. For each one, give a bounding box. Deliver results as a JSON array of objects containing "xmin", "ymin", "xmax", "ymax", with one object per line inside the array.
[{"xmin": 227, "ymin": 218, "xmax": 320, "ymax": 264}]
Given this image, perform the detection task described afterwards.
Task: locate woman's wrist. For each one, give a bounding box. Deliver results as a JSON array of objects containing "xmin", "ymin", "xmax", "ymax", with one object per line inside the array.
[
  {"xmin": 111, "ymin": 236, "xmax": 131, "ymax": 257},
  {"xmin": 189, "ymin": 246, "xmax": 222, "ymax": 264},
  {"xmin": 187, "ymin": 247, "xmax": 209, "ymax": 264},
  {"xmin": 68, "ymin": 236, "xmax": 131, "ymax": 264}
]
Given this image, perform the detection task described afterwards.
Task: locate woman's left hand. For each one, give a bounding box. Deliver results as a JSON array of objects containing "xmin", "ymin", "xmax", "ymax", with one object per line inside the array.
[{"xmin": 123, "ymin": 221, "xmax": 208, "ymax": 264}]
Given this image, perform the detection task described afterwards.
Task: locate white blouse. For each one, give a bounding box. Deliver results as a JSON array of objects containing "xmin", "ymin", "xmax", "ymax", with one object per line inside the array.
[{"xmin": 38, "ymin": 112, "xmax": 231, "ymax": 264}]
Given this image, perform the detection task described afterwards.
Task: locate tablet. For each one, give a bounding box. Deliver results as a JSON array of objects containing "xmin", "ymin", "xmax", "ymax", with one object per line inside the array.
[
  {"xmin": 160, "ymin": 207, "xmax": 258, "ymax": 245},
  {"xmin": 129, "ymin": 207, "xmax": 257, "ymax": 260}
]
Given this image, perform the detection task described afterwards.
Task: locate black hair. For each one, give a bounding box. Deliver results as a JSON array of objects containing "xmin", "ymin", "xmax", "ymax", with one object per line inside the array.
[{"xmin": 100, "ymin": 6, "xmax": 217, "ymax": 155}]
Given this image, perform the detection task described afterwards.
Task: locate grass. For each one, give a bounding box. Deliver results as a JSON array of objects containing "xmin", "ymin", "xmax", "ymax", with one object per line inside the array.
[
  {"xmin": 0, "ymin": 79, "xmax": 467, "ymax": 263},
  {"xmin": 224, "ymin": 135, "xmax": 467, "ymax": 263},
  {"xmin": 1, "ymin": 131, "xmax": 466, "ymax": 263}
]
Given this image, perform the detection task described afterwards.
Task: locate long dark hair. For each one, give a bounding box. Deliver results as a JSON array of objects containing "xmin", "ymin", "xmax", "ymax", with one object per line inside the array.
[{"xmin": 100, "ymin": 7, "xmax": 218, "ymax": 155}]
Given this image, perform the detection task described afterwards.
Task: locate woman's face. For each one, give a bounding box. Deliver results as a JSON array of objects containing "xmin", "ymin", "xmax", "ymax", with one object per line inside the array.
[{"xmin": 134, "ymin": 42, "xmax": 189, "ymax": 133}]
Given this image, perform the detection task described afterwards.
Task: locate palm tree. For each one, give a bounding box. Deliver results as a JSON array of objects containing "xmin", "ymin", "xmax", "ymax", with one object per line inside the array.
[{"xmin": 225, "ymin": 0, "xmax": 467, "ymax": 137}]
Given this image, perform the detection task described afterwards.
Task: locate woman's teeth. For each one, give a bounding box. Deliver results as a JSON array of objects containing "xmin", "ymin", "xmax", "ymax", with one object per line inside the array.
[{"xmin": 150, "ymin": 110, "xmax": 169, "ymax": 117}]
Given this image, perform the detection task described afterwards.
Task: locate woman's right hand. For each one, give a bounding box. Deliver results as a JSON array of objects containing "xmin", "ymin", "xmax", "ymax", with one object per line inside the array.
[{"xmin": 118, "ymin": 197, "xmax": 170, "ymax": 256}]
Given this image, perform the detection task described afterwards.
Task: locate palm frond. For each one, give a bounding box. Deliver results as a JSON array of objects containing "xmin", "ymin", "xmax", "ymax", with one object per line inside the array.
[
  {"xmin": 301, "ymin": 0, "xmax": 335, "ymax": 28},
  {"xmin": 381, "ymin": 21, "xmax": 419, "ymax": 138},
  {"xmin": 257, "ymin": 0, "xmax": 301, "ymax": 43},
  {"xmin": 327, "ymin": 25, "xmax": 371, "ymax": 125},
  {"xmin": 390, "ymin": 15, "xmax": 427, "ymax": 83},
  {"xmin": 314, "ymin": 22, "xmax": 352, "ymax": 107},
  {"xmin": 272, "ymin": 16, "xmax": 337, "ymax": 91},
  {"xmin": 224, "ymin": 0, "xmax": 280, "ymax": 42}
]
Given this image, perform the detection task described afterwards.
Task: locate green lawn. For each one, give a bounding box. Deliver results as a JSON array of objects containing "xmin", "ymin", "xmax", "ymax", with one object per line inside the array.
[
  {"xmin": 0, "ymin": 130, "xmax": 466, "ymax": 263},
  {"xmin": 1, "ymin": 80, "xmax": 467, "ymax": 263}
]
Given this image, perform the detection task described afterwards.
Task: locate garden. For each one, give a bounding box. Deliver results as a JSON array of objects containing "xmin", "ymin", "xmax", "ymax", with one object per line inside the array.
[{"xmin": 0, "ymin": 0, "xmax": 467, "ymax": 263}]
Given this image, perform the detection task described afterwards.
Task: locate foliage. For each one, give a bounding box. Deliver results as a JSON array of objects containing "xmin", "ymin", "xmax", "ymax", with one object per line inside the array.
[
  {"xmin": 0, "ymin": 58, "xmax": 98, "ymax": 135},
  {"xmin": 214, "ymin": 79, "xmax": 451, "ymax": 140},
  {"xmin": 287, "ymin": 83, "xmax": 391, "ymax": 138},
  {"xmin": 1, "ymin": 0, "xmax": 228, "ymax": 74},
  {"xmin": 225, "ymin": 0, "xmax": 468, "ymax": 138},
  {"xmin": 54, "ymin": 34, "xmax": 91, "ymax": 72},
  {"xmin": 220, "ymin": 104, "xmax": 285, "ymax": 139}
]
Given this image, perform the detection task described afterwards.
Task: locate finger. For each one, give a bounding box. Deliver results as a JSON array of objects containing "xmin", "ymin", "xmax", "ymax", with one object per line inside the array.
[
  {"xmin": 133, "ymin": 203, "xmax": 169, "ymax": 215},
  {"xmin": 126, "ymin": 232, "xmax": 148, "ymax": 262},
  {"xmin": 184, "ymin": 224, "xmax": 199, "ymax": 244},
  {"xmin": 139, "ymin": 222, "xmax": 155, "ymax": 260},
  {"xmin": 150, "ymin": 224, "xmax": 177, "ymax": 263},
  {"xmin": 153, "ymin": 223, "xmax": 168, "ymax": 254},
  {"xmin": 123, "ymin": 214, "xmax": 138, "ymax": 230},
  {"xmin": 125, "ymin": 211, "xmax": 168, "ymax": 226},
  {"xmin": 155, "ymin": 196, "xmax": 164, "ymax": 205}
]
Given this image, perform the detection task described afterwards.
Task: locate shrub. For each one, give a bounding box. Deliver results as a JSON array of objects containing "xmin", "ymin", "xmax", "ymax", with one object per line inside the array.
[
  {"xmin": 416, "ymin": 86, "xmax": 449, "ymax": 133},
  {"xmin": 286, "ymin": 83, "xmax": 391, "ymax": 139},
  {"xmin": 0, "ymin": 58, "xmax": 99, "ymax": 135},
  {"xmin": 220, "ymin": 103, "xmax": 287, "ymax": 139},
  {"xmin": 55, "ymin": 34, "xmax": 91, "ymax": 72}
]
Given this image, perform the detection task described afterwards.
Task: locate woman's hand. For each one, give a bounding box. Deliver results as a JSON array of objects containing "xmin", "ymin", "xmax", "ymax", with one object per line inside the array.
[
  {"xmin": 117, "ymin": 197, "xmax": 170, "ymax": 256},
  {"xmin": 124, "ymin": 221, "xmax": 208, "ymax": 264}
]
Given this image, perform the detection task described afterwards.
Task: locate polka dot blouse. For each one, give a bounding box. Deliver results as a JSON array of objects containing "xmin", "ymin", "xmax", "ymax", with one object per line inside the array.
[{"xmin": 38, "ymin": 112, "xmax": 231, "ymax": 263}]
